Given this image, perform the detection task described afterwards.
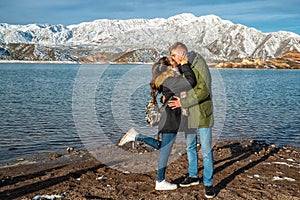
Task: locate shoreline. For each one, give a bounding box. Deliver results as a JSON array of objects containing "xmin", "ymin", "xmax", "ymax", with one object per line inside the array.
[
  {"xmin": 0, "ymin": 60, "xmax": 78, "ymax": 64},
  {"xmin": 0, "ymin": 60, "xmax": 299, "ymax": 69},
  {"xmin": 0, "ymin": 60, "xmax": 153, "ymax": 65},
  {"xmin": 1, "ymin": 139, "xmax": 299, "ymax": 169},
  {"xmin": 0, "ymin": 139, "xmax": 299, "ymax": 199}
]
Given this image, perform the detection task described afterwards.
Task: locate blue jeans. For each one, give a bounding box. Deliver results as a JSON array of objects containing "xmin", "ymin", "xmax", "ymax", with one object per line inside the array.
[
  {"xmin": 136, "ymin": 133, "xmax": 177, "ymax": 181},
  {"xmin": 185, "ymin": 128, "xmax": 214, "ymax": 186}
]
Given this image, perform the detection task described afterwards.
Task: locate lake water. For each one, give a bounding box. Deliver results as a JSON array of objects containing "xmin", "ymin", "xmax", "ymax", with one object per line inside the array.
[{"xmin": 0, "ymin": 63, "xmax": 299, "ymax": 165}]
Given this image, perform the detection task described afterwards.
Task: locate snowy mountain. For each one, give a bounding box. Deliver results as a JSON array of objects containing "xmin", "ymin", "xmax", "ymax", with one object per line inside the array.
[{"xmin": 0, "ymin": 13, "xmax": 300, "ymax": 62}]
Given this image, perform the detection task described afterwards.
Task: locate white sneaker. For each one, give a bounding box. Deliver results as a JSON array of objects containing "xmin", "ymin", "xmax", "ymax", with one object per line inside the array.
[
  {"xmin": 155, "ymin": 180, "xmax": 178, "ymax": 190},
  {"xmin": 118, "ymin": 127, "xmax": 139, "ymax": 146}
]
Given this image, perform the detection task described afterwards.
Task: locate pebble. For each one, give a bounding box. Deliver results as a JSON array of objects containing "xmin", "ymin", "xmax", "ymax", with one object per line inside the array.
[
  {"xmin": 253, "ymin": 174, "xmax": 260, "ymax": 178},
  {"xmin": 66, "ymin": 146, "xmax": 74, "ymax": 152},
  {"xmin": 284, "ymin": 177, "xmax": 296, "ymax": 181},
  {"xmin": 97, "ymin": 175, "xmax": 107, "ymax": 180}
]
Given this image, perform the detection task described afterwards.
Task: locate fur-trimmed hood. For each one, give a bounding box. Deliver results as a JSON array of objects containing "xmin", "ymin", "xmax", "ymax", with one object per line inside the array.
[{"xmin": 154, "ymin": 68, "xmax": 180, "ymax": 88}]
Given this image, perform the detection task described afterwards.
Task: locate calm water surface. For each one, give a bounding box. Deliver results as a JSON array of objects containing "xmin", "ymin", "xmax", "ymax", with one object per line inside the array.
[{"xmin": 0, "ymin": 64, "xmax": 299, "ymax": 165}]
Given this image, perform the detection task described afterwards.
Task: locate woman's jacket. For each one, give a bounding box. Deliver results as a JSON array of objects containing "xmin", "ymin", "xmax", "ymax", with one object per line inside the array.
[{"xmin": 157, "ymin": 64, "xmax": 196, "ymax": 133}]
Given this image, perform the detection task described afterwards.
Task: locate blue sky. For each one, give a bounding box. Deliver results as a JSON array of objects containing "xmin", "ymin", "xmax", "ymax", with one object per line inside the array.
[{"xmin": 0, "ymin": 0, "xmax": 299, "ymax": 34}]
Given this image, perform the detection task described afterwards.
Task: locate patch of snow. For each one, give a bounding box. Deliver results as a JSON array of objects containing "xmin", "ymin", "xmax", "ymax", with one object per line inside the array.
[{"xmin": 272, "ymin": 176, "xmax": 296, "ymax": 181}]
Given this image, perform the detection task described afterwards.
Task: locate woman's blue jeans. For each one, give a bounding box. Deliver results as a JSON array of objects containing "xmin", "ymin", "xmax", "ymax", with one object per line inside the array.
[
  {"xmin": 185, "ymin": 128, "xmax": 214, "ymax": 186},
  {"xmin": 136, "ymin": 133, "xmax": 177, "ymax": 181}
]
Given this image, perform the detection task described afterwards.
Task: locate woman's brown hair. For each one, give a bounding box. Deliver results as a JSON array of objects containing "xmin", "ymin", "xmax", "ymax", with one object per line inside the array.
[{"xmin": 150, "ymin": 57, "xmax": 170, "ymax": 104}]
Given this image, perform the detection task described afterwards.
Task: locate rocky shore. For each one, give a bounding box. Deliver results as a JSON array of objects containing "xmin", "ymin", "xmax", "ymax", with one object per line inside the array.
[
  {"xmin": 0, "ymin": 140, "xmax": 299, "ymax": 200},
  {"xmin": 213, "ymin": 50, "xmax": 300, "ymax": 69}
]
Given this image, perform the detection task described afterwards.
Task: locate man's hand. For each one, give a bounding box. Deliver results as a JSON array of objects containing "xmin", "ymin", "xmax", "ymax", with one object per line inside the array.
[{"xmin": 168, "ymin": 96, "xmax": 181, "ymax": 109}]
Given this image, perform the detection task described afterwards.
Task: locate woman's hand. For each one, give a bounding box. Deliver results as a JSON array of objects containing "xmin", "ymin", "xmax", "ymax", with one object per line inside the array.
[{"xmin": 161, "ymin": 95, "xmax": 166, "ymax": 103}]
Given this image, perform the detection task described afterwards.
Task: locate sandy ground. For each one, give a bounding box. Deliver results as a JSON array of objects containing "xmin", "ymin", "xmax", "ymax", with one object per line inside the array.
[{"xmin": 0, "ymin": 140, "xmax": 299, "ymax": 200}]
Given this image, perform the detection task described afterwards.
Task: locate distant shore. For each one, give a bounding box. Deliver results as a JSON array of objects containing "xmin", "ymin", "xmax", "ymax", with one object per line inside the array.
[
  {"xmin": 0, "ymin": 60, "xmax": 78, "ymax": 64},
  {"xmin": 1, "ymin": 59, "xmax": 299, "ymax": 70},
  {"xmin": 0, "ymin": 60, "xmax": 151, "ymax": 65}
]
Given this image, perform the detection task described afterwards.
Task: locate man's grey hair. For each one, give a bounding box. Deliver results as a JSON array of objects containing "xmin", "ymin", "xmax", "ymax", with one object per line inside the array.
[{"xmin": 169, "ymin": 42, "xmax": 188, "ymax": 58}]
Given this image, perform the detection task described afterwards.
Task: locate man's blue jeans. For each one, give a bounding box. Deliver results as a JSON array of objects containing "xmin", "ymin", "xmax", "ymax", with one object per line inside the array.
[
  {"xmin": 136, "ymin": 133, "xmax": 177, "ymax": 181},
  {"xmin": 185, "ymin": 128, "xmax": 214, "ymax": 186}
]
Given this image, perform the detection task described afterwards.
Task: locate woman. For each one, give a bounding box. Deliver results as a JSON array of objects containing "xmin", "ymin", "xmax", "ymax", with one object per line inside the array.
[{"xmin": 118, "ymin": 56, "xmax": 196, "ymax": 190}]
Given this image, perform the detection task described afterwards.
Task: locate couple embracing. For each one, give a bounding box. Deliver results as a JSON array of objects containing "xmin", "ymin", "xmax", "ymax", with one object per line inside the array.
[{"xmin": 118, "ymin": 42, "xmax": 215, "ymax": 198}]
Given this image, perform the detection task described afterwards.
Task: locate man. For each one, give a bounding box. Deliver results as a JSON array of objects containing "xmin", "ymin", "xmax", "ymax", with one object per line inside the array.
[{"xmin": 168, "ymin": 42, "xmax": 215, "ymax": 198}]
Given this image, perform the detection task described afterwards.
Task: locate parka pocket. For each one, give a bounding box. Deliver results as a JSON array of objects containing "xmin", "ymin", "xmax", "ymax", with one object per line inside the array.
[{"xmin": 200, "ymin": 100, "xmax": 213, "ymax": 118}]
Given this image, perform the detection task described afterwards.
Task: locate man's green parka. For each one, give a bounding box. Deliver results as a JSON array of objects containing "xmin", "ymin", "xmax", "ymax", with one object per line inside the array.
[{"xmin": 180, "ymin": 52, "xmax": 214, "ymax": 128}]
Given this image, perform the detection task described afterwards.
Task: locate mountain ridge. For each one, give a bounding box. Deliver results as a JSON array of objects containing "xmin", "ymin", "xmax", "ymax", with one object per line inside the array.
[{"xmin": 0, "ymin": 13, "xmax": 300, "ymax": 63}]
